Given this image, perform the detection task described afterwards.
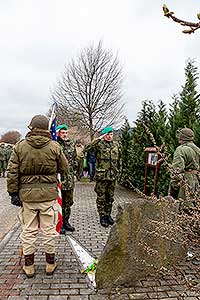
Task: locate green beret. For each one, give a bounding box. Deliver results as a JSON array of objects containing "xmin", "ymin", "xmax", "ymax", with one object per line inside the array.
[
  {"xmin": 102, "ymin": 126, "xmax": 113, "ymax": 134},
  {"xmin": 56, "ymin": 124, "xmax": 68, "ymax": 131}
]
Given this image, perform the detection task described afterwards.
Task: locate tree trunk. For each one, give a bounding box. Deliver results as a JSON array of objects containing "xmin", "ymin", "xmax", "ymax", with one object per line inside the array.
[{"xmin": 89, "ymin": 116, "xmax": 94, "ymax": 141}]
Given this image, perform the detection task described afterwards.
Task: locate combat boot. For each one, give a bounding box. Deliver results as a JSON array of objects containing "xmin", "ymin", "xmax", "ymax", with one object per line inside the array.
[
  {"xmin": 23, "ymin": 253, "xmax": 35, "ymax": 278},
  {"xmin": 100, "ymin": 216, "xmax": 109, "ymax": 227},
  {"xmin": 60, "ymin": 224, "xmax": 66, "ymax": 235},
  {"xmin": 45, "ymin": 253, "xmax": 57, "ymax": 275},
  {"xmin": 63, "ymin": 220, "xmax": 75, "ymax": 232},
  {"xmin": 107, "ymin": 215, "xmax": 114, "ymax": 225}
]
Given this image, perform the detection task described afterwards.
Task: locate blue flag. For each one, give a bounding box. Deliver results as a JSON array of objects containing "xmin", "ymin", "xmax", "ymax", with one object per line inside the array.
[{"xmin": 49, "ymin": 103, "xmax": 57, "ymax": 141}]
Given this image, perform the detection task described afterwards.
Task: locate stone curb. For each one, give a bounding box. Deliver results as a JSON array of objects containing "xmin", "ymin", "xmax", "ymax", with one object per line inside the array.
[{"xmin": 0, "ymin": 221, "xmax": 20, "ymax": 252}]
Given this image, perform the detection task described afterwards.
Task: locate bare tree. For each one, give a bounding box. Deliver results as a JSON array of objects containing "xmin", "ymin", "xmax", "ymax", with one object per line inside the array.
[
  {"xmin": 163, "ymin": 4, "xmax": 200, "ymax": 34},
  {"xmin": 51, "ymin": 41, "xmax": 124, "ymax": 140},
  {"xmin": 0, "ymin": 131, "xmax": 21, "ymax": 144}
]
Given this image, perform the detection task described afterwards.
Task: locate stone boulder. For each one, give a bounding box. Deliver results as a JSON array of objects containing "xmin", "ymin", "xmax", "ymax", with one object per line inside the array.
[{"xmin": 95, "ymin": 198, "xmax": 186, "ymax": 289}]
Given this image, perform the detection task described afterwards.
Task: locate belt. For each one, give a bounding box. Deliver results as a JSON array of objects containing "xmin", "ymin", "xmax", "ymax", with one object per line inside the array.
[
  {"xmin": 185, "ymin": 169, "xmax": 198, "ymax": 174},
  {"xmin": 21, "ymin": 183, "xmax": 57, "ymax": 189}
]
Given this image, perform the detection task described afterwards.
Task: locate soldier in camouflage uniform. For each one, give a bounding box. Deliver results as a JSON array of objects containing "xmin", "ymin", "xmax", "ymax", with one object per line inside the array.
[
  {"xmin": 86, "ymin": 126, "xmax": 121, "ymax": 227},
  {"xmin": 5, "ymin": 144, "xmax": 13, "ymax": 169},
  {"xmin": 169, "ymin": 128, "xmax": 200, "ymax": 211},
  {"xmin": 75, "ymin": 140, "xmax": 84, "ymax": 180},
  {"xmin": 0, "ymin": 143, "xmax": 7, "ymax": 177},
  {"xmin": 56, "ymin": 124, "xmax": 77, "ymax": 233}
]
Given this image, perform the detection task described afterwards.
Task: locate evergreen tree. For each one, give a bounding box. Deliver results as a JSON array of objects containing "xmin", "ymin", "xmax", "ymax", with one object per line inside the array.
[
  {"xmin": 152, "ymin": 100, "xmax": 169, "ymax": 145},
  {"xmin": 120, "ymin": 58, "xmax": 200, "ymax": 197},
  {"xmin": 151, "ymin": 100, "xmax": 170, "ymax": 195},
  {"xmin": 179, "ymin": 59, "xmax": 200, "ymax": 128},
  {"xmin": 120, "ymin": 100, "xmax": 170, "ymax": 195},
  {"xmin": 120, "ymin": 100, "xmax": 160, "ymax": 192},
  {"xmin": 193, "ymin": 121, "xmax": 200, "ymax": 147},
  {"xmin": 168, "ymin": 94, "xmax": 181, "ymax": 153},
  {"xmin": 168, "ymin": 59, "xmax": 200, "ymax": 150},
  {"xmin": 120, "ymin": 119, "xmax": 133, "ymax": 186}
]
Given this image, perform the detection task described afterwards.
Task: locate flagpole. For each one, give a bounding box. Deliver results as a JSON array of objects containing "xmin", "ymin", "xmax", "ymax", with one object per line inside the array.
[
  {"xmin": 49, "ymin": 103, "xmax": 63, "ymax": 234},
  {"xmin": 48, "ymin": 102, "xmax": 56, "ymax": 130}
]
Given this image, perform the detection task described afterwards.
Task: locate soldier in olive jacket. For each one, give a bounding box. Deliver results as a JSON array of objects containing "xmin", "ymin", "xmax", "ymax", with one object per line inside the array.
[
  {"xmin": 56, "ymin": 124, "xmax": 77, "ymax": 234},
  {"xmin": 0, "ymin": 143, "xmax": 7, "ymax": 177},
  {"xmin": 86, "ymin": 126, "xmax": 121, "ymax": 227},
  {"xmin": 169, "ymin": 128, "xmax": 200, "ymax": 212},
  {"xmin": 7, "ymin": 115, "xmax": 68, "ymax": 278},
  {"xmin": 5, "ymin": 144, "xmax": 13, "ymax": 169}
]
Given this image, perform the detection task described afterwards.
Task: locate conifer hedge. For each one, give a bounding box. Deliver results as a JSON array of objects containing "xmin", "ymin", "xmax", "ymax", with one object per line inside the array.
[{"xmin": 120, "ymin": 59, "xmax": 200, "ymax": 196}]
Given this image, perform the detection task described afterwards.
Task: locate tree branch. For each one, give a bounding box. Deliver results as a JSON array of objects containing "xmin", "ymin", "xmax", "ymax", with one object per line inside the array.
[{"xmin": 163, "ymin": 4, "xmax": 200, "ymax": 34}]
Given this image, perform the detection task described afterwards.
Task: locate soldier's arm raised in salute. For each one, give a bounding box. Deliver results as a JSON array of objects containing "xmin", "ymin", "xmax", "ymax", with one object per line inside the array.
[{"xmin": 85, "ymin": 134, "xmax": 106, "ymax": 153}]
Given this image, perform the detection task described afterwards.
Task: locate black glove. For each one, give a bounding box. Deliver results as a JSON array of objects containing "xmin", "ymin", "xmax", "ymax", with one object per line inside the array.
[
  {"xmin": 9, "ymin": 192, "xmax": 23, "ymax": 207},
  {"xmin": 169, "ymin": 186, "xmax": 179, "ymax": 199}
]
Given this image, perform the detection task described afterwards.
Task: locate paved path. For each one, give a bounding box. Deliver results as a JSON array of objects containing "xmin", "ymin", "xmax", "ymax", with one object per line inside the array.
[
  {"xmin": 0, "ymin": 181, "xmax": 200, "ymax": 299},
  {"xmin": 0, "ymin": 177, "xmax": 19, "ymax": 241}
]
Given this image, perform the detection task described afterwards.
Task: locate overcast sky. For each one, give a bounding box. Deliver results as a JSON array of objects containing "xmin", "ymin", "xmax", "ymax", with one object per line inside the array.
[{"xmin": 1, "ymin": 0, "xmax": 200, "ymax": 137}]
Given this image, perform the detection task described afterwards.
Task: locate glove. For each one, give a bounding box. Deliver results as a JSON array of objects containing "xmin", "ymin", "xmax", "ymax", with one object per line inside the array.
[
  {"xmin": 9, "ymin": 193, "xmax": 23, "ymax": 207},
  {"xmin": 169, "ymin": 186, "xmax": 179, "ymax": 199},
  {"xmin": 164, "ymin": 195, "xmax": 175, "ymax": 202},
  {"xmin": 11, "ymin": 195, "xmax": 22, "ymax": 207}
]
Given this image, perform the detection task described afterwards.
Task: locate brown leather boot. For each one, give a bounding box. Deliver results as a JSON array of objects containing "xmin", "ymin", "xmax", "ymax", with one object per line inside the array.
[
  {"xmin": 23, "ymin": 253, "xmax": 35, "ymax": 278},
  {"xmin": 45, "ymin": 253, "xmax": 57, "ymax": 275}
]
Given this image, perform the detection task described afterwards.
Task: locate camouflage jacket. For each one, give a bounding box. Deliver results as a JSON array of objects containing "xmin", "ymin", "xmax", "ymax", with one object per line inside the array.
[
  {"xmin": 86, "ymin": 138, "xmax": 121, "ymax": 181},
  {"xmin": 57, "ymin": 137, "xmax": 77, "ymax": 190},
  {"xmin": 0, "ymin": 146, "xmax": 7, "ymax": 161},
  {"xmin": 6, "ymin": 147, "xmax": 13, "ymax": 162},
  {"xmin": 170, "ymin": 141, "xmax": 200, "ymax": 201}
]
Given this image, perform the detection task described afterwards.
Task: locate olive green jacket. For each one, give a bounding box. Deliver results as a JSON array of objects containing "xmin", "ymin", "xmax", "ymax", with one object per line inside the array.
[
  {"xmin": 170, "ymin": 141, "xmax": 200, "ymax": 200},
  {"xmin": 86, "ymin": 138, "xmax": 121, "ymax": 181},
  {"xmin": 7, "ymin": 130, "xmax": 68, "ymax": 203},
  {"xmin": 0, "ymin": 146, "xmax": 6, "ymax": 161},
  {"xmin": 6, "ymin": 147, "xmax": 13, "ymax": 163}
]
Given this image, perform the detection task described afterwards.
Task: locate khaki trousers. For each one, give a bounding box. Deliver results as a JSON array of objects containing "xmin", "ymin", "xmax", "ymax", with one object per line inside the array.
[{"xmin": 18, "ymin": 200, "xmax": 58, "ymax": 255}]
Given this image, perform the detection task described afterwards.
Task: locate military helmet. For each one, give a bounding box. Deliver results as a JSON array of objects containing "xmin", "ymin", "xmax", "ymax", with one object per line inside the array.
[
  {"xmin": 28, "ymin": 115, "xmax": 49, "ymax": 130},
  {"xmin": 178, "ymin": 128, "xmax": 194, "ymax": 142}
]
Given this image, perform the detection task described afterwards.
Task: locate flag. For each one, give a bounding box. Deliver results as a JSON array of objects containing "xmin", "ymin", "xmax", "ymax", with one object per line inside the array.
[
  {"xmin": 49, "ymin": 103, "xmax": 57, "ymax": 141},
  {"xmin": 49, "ymin": 103, "xmax": 63, "ymax": 233},
  {"xmin": 56, "ymin": 174, "xmax": 63, "ymax": 233}
]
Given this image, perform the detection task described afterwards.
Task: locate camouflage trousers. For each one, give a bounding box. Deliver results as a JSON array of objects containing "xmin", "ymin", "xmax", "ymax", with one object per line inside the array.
[
  {"xmin": 94, "ymin": 180, "xmax": 116, "ymax": 217},
  {"xmin": 0, "ymin": 160, "xmax": 6, "ymax": 173},
  {"xmin": 77, "ymin": 158, "xmax": 84, "ymax": 179},
  {"xmin": 61, "ymin": 189, "xmax": 74, "ymax": 221}
]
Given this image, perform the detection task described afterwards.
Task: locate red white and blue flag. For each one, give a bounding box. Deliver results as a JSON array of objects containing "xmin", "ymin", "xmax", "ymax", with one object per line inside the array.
[
  {"xmin": 49, "ymin": 103, "xmax": 63, "ymax": 234},
  {"xmin": 49, "ymin": 103, "xmax": 57, "ymax": 141}
]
